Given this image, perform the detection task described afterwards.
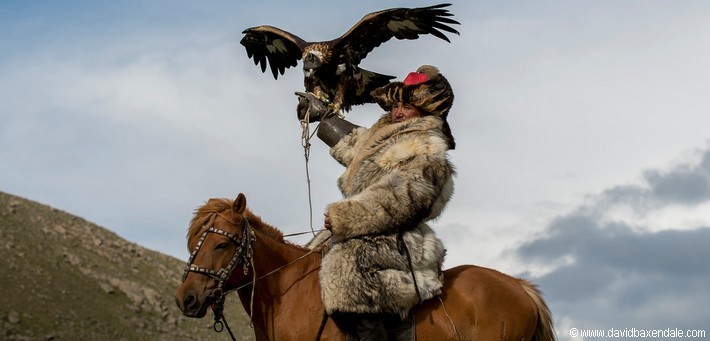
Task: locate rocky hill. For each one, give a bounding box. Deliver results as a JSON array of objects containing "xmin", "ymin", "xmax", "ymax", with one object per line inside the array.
[{"xmin": 0, "ymin": 191, "xmax": 254, "ymax": 340}]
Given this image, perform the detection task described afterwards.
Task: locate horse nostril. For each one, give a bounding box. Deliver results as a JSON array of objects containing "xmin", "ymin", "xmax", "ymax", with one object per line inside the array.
[
  {"xmin": 184, "ymin": 293, "xmax": 196, "ymax": 307},
  {"xmin": 177, "ymin": 292, "xmax": 198, "ymax": 311}
]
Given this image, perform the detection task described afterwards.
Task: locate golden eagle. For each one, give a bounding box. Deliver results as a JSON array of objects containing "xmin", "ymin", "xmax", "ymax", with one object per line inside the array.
[{"xmin": 240, "ymin": 3, "xmax": 459, "ymax": 114}]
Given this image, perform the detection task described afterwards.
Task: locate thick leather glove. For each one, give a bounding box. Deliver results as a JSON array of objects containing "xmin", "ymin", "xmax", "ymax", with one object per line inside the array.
[
  {"xmin": 317, "ymin": 117, "xmax": 358, "ymax": 147},
  {"xmin": 296, "ymin": 91, "xmax": 332, "ymax": 123}
]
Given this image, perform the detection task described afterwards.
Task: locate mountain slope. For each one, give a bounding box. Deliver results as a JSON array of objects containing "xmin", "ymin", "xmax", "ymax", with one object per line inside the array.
[{"xmin": 0, "ymin": 191, "xmax": 254, "ymax": 340}]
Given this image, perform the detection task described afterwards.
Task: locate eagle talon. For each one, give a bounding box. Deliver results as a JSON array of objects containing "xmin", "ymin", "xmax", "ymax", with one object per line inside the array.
[
  {"xmin": 295, "ymin": 91, "xmax": 332, "ymax": 123},
  {"xmin": 327, "ymin": 103, "xmax": 344, "ymax": 119}
]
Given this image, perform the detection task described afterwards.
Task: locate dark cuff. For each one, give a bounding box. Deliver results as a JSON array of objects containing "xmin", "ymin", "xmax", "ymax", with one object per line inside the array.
[{"xmin": 317, "ymin": 117, "xmax": 359, "ymax": 147}]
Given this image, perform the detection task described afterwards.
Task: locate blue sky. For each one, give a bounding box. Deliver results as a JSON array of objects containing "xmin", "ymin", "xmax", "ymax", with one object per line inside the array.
[{"xmin": 2, "ymin": 1, "xmax": 710, "ymax": 339}]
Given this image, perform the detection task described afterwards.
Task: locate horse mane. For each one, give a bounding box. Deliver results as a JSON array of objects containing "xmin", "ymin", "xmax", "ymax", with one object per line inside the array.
[{"xmin": 186, "ymin": 197, "xmax": 308, "ymax": 251}]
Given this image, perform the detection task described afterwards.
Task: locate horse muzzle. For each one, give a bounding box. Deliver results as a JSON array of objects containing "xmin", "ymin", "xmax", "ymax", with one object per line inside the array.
[{"xmin": 175, "ymin": 287, "xmax": 214, "ymax": 318}]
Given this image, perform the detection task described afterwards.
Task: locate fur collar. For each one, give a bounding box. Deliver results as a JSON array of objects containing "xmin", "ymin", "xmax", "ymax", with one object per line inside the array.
[{"xmin": 368, "ymin": 113, "xmax": 444, "ymax": 140}]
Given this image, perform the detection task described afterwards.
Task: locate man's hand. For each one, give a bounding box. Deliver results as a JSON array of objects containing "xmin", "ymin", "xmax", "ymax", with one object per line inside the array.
[
  {"xmin": 324, "ymin": 212, "xmax": 332, "ymax": 230},
  {"xmin": 296, "ymin": 91, "xmax": 331, "ymax": 123}
]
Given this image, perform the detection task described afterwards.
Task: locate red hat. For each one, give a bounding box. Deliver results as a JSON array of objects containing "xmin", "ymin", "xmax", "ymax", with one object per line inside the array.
[{"xmin": 403, "ymin": 71, "xmax": 430, "ymax": 85}]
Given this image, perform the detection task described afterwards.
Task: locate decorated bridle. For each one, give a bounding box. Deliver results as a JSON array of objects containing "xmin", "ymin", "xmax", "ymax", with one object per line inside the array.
[
  {"xmin": 181, "ymin": 213, "xmax": 255, "ymax": 341},
  {"xmin": 181, "ymin": 210, "xmax": 328, "ymax": 340}
]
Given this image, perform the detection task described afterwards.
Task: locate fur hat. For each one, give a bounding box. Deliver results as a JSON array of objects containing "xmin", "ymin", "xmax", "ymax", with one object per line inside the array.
[
  {"xmin": 371, "ymin": 65, "xmax": 456, "ymax": 149},
  {"xmin": 370, "ymin": 65, "xmax": 454, "ymax": 119}
]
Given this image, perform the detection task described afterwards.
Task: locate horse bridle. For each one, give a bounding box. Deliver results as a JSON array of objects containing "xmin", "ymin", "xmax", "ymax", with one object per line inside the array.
[{"xmin": 181, "ymin": 214, "xmax": 255, "ymax": 340}]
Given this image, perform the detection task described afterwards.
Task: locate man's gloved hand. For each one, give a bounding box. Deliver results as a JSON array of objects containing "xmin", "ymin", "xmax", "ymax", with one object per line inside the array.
[{"xmin": 296, "ymin": 91, "xmax": 332, "ymax": 123}]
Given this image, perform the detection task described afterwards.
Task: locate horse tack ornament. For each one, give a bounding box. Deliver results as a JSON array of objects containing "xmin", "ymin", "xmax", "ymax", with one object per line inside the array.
[
  {"xmin": 182, "ymin": 219, "xmax": 255, "ymax": 284},
  {"xmin": 181, "ymin": 215, "xmax": 256, "ymax": 340}
]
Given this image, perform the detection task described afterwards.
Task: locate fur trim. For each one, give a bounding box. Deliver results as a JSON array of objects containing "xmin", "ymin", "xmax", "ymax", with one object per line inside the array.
[
  {"xmin": 320, "ymin": 113, "xmax": 455, "ymax": 315},
  {"xmin": 329, "ymin": 126, "xmax": 367, "ymax": 167},
  {"xmin": 328, "ymin": 115, "xmax": 454, "ymax": 241},
  {"xmin": 320, "ymin": 224, "xmax": 445, "ymax": 318}
]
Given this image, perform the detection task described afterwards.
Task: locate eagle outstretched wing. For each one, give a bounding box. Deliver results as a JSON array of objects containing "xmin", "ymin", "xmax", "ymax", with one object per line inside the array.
[
  {"xmin": 240, "ymin": 25, "xmax": 307, "ymax": 79},
  {"xmin": 240, "ymin": 4, "xmax": 459, "ymax": 113},
  {"xmin": 335, "ymin": 3, "xmax": 460, "ymax": 65}
]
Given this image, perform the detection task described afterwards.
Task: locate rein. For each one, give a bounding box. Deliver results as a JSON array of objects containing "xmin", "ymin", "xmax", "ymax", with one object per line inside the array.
[{"xmin": 233, "ymin": 235, "xmax": 329, "ymax": 292}]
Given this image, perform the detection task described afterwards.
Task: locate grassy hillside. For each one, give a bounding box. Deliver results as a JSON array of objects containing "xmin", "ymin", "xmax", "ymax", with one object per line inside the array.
[{"xmin": 0, "ymin": 191, "xmax": 254, "ymax": 340}]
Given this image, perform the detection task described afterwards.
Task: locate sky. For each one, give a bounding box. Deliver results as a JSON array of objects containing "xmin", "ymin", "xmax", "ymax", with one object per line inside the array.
[{"xmin": 2, "ymin": 1, "xmax": 709, "ymax": 339}]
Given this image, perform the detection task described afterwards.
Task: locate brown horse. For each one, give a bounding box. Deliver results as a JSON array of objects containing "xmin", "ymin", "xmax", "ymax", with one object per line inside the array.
[{"xmin": 175, "ymin": 193, "xmax": 556, "ymax": 340}]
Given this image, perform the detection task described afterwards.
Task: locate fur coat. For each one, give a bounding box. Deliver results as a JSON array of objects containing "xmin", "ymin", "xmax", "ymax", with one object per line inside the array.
[{"xmin": 315, "ymin": 113, "xmax": 455, "ymax": 318}]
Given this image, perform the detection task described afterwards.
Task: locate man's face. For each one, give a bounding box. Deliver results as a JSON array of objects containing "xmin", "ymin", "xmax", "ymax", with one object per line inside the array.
[{"xmin": 391, "ymin": 102, "xmax": 422, "ymax": 123}]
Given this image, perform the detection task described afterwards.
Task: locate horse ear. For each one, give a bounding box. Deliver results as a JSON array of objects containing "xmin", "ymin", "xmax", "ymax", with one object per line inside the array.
[{"xmin": 233, "ymin": 193, "xmax": 247, "ymax": 214}]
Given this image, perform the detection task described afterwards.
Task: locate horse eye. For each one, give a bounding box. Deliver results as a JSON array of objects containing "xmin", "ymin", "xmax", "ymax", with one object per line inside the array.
[{"xmin": 214, "ymin": 242, "xmax": 230, "ymax": 250}]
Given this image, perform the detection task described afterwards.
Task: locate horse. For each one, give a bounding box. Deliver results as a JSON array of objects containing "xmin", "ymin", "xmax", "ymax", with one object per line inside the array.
[{"xmin": 175, "ymin": 193, "xmax": 556, "ymax": 340}]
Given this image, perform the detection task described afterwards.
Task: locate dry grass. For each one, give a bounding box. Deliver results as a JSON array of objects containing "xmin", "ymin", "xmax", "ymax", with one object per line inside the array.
[{"xmin": 0, "ymin": 191, "xmax": 254, "ymax": 340}]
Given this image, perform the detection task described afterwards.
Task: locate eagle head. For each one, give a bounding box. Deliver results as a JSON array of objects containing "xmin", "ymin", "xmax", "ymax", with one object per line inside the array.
[
  {"xmin": 303, "ymin": 53, "xmax": 322, "ymax": 78},
  {"xmin": 302, "ymin": 44, "xmax": 330, "ymax": 78}
]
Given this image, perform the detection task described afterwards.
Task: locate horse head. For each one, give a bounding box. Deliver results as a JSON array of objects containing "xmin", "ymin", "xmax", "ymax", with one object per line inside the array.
[{"xmin": 175, "ymin": 193, "xmax": 254, "ymax": 318}]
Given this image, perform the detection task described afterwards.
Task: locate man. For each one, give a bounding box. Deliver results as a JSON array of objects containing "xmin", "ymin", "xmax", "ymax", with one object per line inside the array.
[{"xmin": 299, "ymin": 65, "xmax": 455, "ymax": 340}]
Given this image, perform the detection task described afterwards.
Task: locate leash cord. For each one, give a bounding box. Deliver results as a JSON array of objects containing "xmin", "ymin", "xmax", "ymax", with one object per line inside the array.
[
  {"xmin": 300, "ymin": 106, "xmax": 321, "ymax": 238},
  {"xmin": 248, "ymin": 252, "xmax": 256, "ymax": 329},
  {"xmin": 283, "ymin": 229, "xmax": 326, "ymax": 238},
  {"xmin": 234, "ymin": 236, "xmax": 330, "ymax": 292},
  {"xmin": 437, "ymin": 295, "xmax": 462, "ymax": 341},
  {"xmin": 397, "ymin": 231, "xmax": 423, "ymax": 304}
]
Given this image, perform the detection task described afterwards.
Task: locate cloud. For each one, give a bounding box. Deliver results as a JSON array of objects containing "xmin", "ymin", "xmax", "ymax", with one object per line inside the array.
[
  {"xmin": 644, "ymin": 149, "xmax": 710, "ymax": 205},
  {"xmin": 0, "ymin": 27, "xmax": 322, "ymax": 256},
  {"xmin": 591, "ymin": 147, "xmax": 710, "ymax": 217},
  {"xmin": 515, "ymin": 146, "xmax": 710, "ymax": 338}
]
